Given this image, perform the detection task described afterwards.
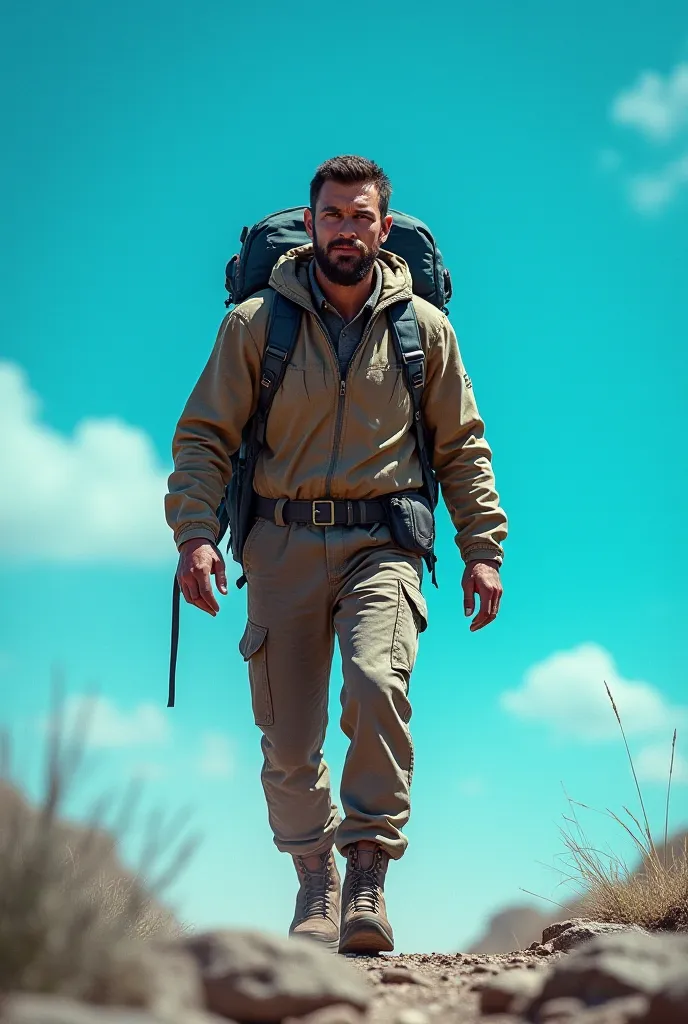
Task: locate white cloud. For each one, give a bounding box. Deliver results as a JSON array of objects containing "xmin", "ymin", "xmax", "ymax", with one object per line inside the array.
[
  {"xmin": 628, "ymin": 152, "xmax": 688, "ymax": 212},
  {"xmin": 0, "ymin": 361, "xmax": 174, "ymax": 563},
  {"xmin": 611, "ymin": 63, "xmax": 688, "ymax": 141},
  {"xmin": 501, "ymin": 643, "xmax": 687, "ymax": 742},
  {"xmin": 636, "ymin": 741, "xmax": 688, "ymax": 786},
  {"xmin": 605, "ymin": 61, "xmax": 688, "ymax": 212},
  {"xmin": 197, "ymin": 732, "xmax": 234, "ymax": 779},
  {"xmin": 41, "ymin": 694, "xmax": 171, "ymax": 749}
]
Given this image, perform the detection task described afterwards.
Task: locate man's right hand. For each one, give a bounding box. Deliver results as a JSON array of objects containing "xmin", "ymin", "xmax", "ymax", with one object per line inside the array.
[{"xmin": 177, "ymin": 539, "xmax": 228, "ymax": 616}]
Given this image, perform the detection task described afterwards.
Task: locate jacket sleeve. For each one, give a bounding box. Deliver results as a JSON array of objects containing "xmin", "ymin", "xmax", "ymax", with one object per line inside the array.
[
  {"xmin": 421, "ymin": 314, "xmax": 508, "ymax": 565},
  {"xmin": 164, "ymin": 310, "xmax": 262, "ymax": 551}
]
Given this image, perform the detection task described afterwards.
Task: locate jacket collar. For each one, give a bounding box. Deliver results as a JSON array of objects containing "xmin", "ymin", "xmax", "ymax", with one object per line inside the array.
[{"xmin": 268, "ymin": 243, "xmax": 413, "ymax": 314}]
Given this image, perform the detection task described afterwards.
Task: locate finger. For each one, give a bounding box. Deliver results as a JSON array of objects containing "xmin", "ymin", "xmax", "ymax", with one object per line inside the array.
[
  {"xmin": 185, "ymin": 574, "xmax": 214, "ymax": 615},
  {"xmin": 180, "ymin": 580, "xmax": 193, "ymax": 605},
  {"xmin": 493, "ymin": 589, "xmax": 503, "ymax": 617},
  {"xmin": 213, "ymin": 558, "xmax": 228, "ymax": 596},
  {"xmin": 462, "ymin": 576, "xmax": 475, "ymax": 617},
  {"xmin": 471, "ymin": 605, "xmax": 498, "ymax": 631},
  {"xmin": 193, "ymin": 570, "xmax": 219, "ymax": 615},
  {"xmin": 470, "ymin": 586, "xmax": 497, "ymax": 631},
  {"xmin": 183, "ymin": 575, "xmax": 201, "ymax": 608}
]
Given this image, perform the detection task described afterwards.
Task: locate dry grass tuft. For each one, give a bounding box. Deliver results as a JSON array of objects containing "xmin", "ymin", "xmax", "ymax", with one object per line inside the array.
[
  {"xmin": 0, "ymin": 680, "xmax": 201, "ymax": 1000},
  {"xmin": 524, "ymin": 681, "xmax": 687, "ymax": 932}
]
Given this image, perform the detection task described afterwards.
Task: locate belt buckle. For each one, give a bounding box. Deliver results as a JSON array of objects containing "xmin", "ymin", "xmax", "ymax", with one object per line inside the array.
[{"xmin": 312, "ymin": 500, "xmax": 335, "ymax": 526}]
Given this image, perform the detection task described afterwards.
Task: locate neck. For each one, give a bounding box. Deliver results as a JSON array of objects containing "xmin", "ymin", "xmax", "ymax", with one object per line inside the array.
[{"xmin": 314, "ymin": 264, "xmax": 376, "ymax": 323}]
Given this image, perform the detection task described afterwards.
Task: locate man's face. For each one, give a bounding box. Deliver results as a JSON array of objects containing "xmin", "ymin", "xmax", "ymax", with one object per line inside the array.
[{"xmin": 304, "ymin": 180, "xmax": 393, "ymax": 286}]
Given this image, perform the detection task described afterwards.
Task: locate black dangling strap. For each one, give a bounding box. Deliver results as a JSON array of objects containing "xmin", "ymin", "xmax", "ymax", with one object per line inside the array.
[{"xmin": 168, "ymin": 574, "xmax": 181, "ymax": 707}]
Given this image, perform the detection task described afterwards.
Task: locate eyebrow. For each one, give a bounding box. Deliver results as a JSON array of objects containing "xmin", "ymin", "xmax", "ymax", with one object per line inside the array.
[{"xmin": 320, "ymin": 205, "xmax": 375, "ymax": 216}]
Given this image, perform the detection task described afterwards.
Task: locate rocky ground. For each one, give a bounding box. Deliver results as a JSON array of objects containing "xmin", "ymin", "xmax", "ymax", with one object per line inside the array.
[
  {"xmin": 344, "ymin": 947, "xmax": 555, "ymax": 1024},
  {"xmin": 2, "ymin": 781, "xmax": 686, "ymax": 1024},
  {"xmin": 351, "ymin": 949, "xmax": 561, "ymax": 1021},
  {"xmin": 342, "ymin": 920, "xmax": 688, "ymax": 1023},
  {"xmin": 3, "ymin": 919, "xmax": 686, "ymax": 1024}
]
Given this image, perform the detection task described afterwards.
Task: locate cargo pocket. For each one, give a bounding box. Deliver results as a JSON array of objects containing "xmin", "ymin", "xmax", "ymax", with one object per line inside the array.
[
  {"xmin": 239, "ymin": 620, "xmax": 273, "ymax": 727},
  {"xmin": 391, "ymin": 579, "xmax": 428, "ymax": 674}
]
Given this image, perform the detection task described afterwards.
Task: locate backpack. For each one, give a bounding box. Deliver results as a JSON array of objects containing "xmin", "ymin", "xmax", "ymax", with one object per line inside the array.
[{"xmin": 167, "ymin": 208, "xmax": 452, "ymax": 706}]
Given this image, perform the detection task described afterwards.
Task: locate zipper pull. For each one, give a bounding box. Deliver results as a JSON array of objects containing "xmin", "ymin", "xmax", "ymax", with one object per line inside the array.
[{"xmin": 340, "ymin": 380, "xmax": 346, "ymax": 397}]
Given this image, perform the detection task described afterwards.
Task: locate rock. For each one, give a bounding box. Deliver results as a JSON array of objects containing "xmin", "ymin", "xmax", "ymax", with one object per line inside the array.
[
  {"xmin": 534, "ymin": 997, "xmax": 586, "ymax": 1022},
  {"xmin": 574, "ymin": 996, "xmax": 650, "ymax": 1022},
  {"xmin": 393, "ymin": 1012, "xmax": 429, "ymax": 1024},
  {"xmin": 0, "ymin": 994, "xmax": 231, "ymax": 1024},
  {"xmin": 544, "ymin": 921, "xmax": 646, "ymax": 954},
  {"xmin": 0, "ymin": 996, "xmax": 153, "ymax": 1024},
  {"xmin": 526, "ymin": 930, "xmax": 688, "ymax": 1020},
  {"xmin": 180, "ymin": 929, "xmax": 371, "ymax": 1022},
  {"xmin": 88, "ymin": 940, "xmax": 203, "ymax": 1016},
  {"xmin": 283, "ymin": 1006, "xmax": 364, "ymax": 1024},
  {"xmin": 478, "ymin": 969, "xmax": 546, "ymax": 1014},
  {"xmin": 542, "ymin": 920, "xmax": 584, "ymax": 945},
  {"xmin": 534, "ymin": 944, "xmax": 554, "ymax": 957},
  {"xmin": 470, "ymin": 963, "xmax": 497, "ymax": 974},
  {"xmin": 379, "ymin": 967, "xmax": 431, "ymax": 987},
  {"xmin": 645, "ymin": 971, "xmax": 688, "ymax": 1024}
]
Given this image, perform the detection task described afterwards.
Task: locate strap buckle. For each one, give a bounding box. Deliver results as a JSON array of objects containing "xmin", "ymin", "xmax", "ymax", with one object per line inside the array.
[
  {"xmin": 312, "ymin": 500, "xmax": 335, "ymax": 526},
  {"xmin": 403, "ymin": 351, "xmax": 425, "ymax": 388}
]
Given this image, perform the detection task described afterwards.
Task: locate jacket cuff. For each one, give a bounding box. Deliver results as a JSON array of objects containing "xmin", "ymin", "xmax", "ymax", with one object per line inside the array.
[
  {"xmin": 175, "ymin": 526, "xmax": 218, "ymax": 551},
  {"xmin": 461, "ymin": 545, "xmax": 503, "ymax": 567}
]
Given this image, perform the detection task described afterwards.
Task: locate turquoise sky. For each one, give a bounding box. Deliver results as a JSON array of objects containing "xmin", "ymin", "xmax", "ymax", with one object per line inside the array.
[{"xmin": 1, "ymin": 0, "xmax": 687, "ymax": 953}]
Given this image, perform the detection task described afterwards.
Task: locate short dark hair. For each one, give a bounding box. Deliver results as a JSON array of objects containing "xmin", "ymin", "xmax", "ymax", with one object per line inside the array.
[{"xmin": 309, "ymin": 155, "xmax": 392, "ymax": 218}]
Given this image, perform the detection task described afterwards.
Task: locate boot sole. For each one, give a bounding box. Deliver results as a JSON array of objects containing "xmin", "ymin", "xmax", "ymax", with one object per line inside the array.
[{"xmin": 339, "ymin": 917, "xmax": 394, "ymax": 955}]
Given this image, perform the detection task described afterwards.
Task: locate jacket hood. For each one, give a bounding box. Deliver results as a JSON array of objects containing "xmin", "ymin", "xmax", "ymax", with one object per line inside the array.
[{"xmin": 269, "ymin": 244, "xmax": 413, "ymax": 311}]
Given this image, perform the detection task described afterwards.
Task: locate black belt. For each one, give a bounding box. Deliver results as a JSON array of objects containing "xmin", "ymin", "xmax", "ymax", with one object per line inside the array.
[{"xmin": 254, "ymin": 495, "xmax": 388, "ymax": 527}]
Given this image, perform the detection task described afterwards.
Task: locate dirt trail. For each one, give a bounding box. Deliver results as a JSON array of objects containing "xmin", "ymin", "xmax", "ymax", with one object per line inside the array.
[{"xmin": 344, "ymin": 947, "xmax": 560, "ymax": 1023}]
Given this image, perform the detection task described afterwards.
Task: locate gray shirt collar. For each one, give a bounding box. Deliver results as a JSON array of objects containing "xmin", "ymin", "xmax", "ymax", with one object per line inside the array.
[{"xmin": 308, "ymin": 258, "xmax": 382, "ymax": 324}]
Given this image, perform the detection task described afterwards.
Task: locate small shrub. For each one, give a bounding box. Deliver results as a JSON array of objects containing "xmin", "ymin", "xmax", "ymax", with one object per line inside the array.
[
  {"xmin": 0, "ymin": 680, "xmax": 201, "ymax": 1000},
  {"xmin": 525, "ymin": 682, "xmax": 687, "ymax": 933}
]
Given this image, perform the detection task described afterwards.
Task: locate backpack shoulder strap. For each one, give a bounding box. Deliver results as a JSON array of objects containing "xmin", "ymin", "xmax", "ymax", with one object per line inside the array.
[
  {"xmin": 254, "ymin": 292, "xmax": 302, "ymax": 445},
  {"xmin": 388, "ymin": 299, "xmax": 439, "ymax": 588},
  {"xmin": 388, "ymin": 300, "xmax": 437, "ymax": 505}
]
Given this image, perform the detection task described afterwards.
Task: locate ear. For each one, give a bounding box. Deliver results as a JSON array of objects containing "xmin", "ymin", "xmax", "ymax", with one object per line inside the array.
[
  {"xmin": 303, "ymin": 207, "xmax": 314, "ymax": 240},
  {"xmin": 379, "ymin": 214, "xmax": 393, "ymax": 245}
]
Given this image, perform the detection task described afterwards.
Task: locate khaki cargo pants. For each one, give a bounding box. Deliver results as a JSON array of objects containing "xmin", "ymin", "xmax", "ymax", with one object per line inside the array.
[{"xmin": 238, "ymin": 515, "xmax": 428, "ymax": 861}]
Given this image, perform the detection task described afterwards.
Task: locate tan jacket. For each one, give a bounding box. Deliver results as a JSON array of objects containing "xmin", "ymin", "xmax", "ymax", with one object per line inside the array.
[{"xmin": 165, "ymin": 245, "xmax": 508, "ymax": 564}]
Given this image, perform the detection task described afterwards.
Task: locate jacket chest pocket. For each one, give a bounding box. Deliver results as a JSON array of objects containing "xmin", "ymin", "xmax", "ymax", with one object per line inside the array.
[{"xmin": 349, "ymin": 366, "xmax": 411, "ymax": 434}]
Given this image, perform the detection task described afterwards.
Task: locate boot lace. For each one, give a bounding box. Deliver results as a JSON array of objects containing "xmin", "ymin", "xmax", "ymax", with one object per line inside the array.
[
  {"xmin": 348, "ymin": 848, "xmax": 383, "ymax": 913},
  {"xmin": 297, "ymin": 858, "xmax": 332, "ymax": 919}
]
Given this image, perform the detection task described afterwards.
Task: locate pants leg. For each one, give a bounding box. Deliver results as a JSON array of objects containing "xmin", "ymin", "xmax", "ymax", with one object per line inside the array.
[
  {"xmin": 333, "ymin": 530, "xmax": 428, "ymax": 861},
  {"xmin": 241, "ymin": 518, "xmax": 341, "ymax": 856}
]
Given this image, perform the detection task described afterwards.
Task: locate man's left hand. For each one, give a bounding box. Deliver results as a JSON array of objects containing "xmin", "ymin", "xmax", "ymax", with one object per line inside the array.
[{"xmin": 462, "ymin": 559, "xmax": 503, "ymax": 631}]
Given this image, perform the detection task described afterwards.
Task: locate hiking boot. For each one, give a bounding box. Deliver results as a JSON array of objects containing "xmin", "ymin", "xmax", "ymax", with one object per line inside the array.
[
  {"xmin": 339, "ymin": 843, "xmax": 394, "ymax": 954},
  {"xmin": 289, "ymin": 850, "xmax": 341, "ymax": 952}
]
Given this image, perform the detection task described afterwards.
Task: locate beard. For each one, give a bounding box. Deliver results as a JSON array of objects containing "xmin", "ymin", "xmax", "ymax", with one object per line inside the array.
[{"xmin": 312, "ymin": 228, "xmax": 380, "ymax": 286}]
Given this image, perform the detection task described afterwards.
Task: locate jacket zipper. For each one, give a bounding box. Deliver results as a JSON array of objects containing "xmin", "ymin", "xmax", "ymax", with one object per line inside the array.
[
  {"xmin": 275, "ymin": 289, "xmax": 405, "ymax": 500},
  {"xmin": 323, "ymin": 305, "xmax": 396, "ymax": 497}
]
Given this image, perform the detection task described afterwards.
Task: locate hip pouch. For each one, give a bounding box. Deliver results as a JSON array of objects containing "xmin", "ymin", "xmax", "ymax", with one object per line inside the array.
[{"xmin": 386, "ymin": 492, "xmax": 435, "ymax": 558}]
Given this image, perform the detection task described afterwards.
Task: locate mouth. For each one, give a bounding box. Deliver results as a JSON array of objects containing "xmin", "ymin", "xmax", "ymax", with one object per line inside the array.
[{"xmin": 330, "ymin": 246, "xmax": 360, "ymax": 256}]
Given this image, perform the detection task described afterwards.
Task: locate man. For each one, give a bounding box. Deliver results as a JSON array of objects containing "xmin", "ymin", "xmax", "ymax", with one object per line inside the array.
[{"xmin": 165, "ymin": 156, "xmax": 507, "ymax": 954}]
